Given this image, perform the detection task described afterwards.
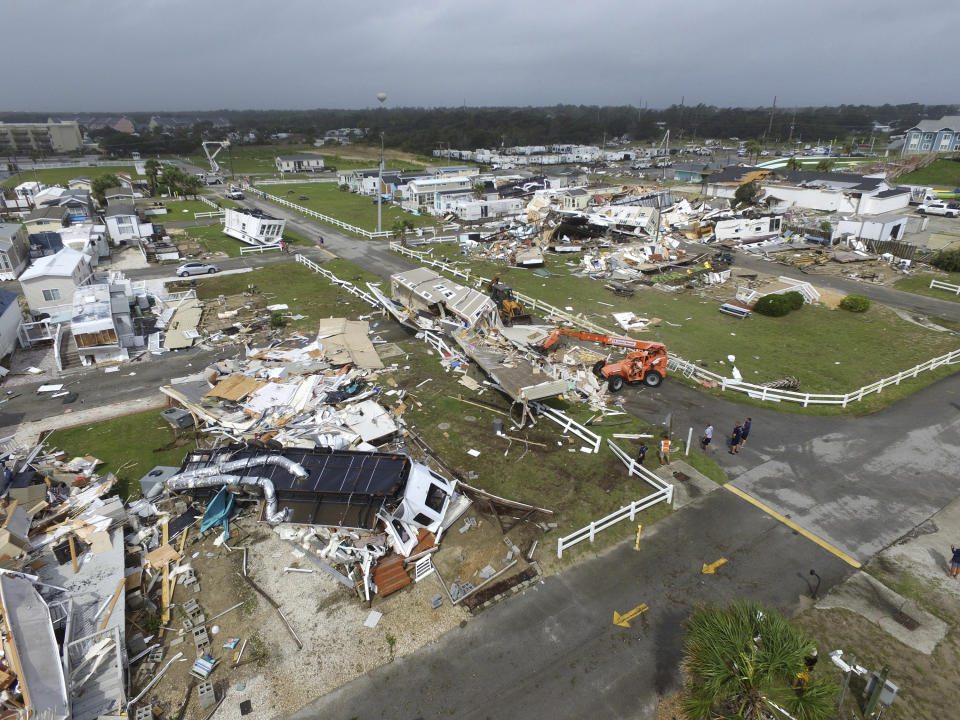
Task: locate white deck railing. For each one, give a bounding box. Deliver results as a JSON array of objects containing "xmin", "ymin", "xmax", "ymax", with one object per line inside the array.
[{"xmin": 930, "ymin": 279, "xmax": 960, "ymax": 295}]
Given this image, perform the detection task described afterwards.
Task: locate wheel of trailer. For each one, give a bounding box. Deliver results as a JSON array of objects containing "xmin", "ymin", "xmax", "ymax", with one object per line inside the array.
[
  {"xmin": 643, "ymin": 370, "xmax": 662, "ymax": 387},
  {"xmin": 593, "ymin": 360, "xmax": 606, "ymax": 379},
  {"xmin": 608, "ymin": 375, "xmax": 624, "ymax": 392}
]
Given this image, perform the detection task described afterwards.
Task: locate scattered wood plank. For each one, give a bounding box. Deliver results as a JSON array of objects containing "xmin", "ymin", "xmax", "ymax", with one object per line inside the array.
[
  {"xmin": 98, "ymin": 578, "xmax": 126, "ymax": 631},
  {"xmin": 68, "ymin": 535, "xmax": 78, "ymax": 574}
]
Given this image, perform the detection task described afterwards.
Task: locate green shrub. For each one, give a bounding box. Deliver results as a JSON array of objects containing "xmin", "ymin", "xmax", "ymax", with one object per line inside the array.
[
  {"xmin": 839, "ymin": 294, "xmax": 870, "ymax": 312},
  {"xmin": 269, "ymin": 310, "xmax": 287, "ymax": 328},
  {"xmin": 932, "ymin": 248, "xmax": 960, "ymax": 272},
  {"xmin": 753, "ymin": 294, "xmax": 791, "ymax": 317},
  {"xmin": 781, "ymin": 291, "xmax": 805, "ymax": 311}
]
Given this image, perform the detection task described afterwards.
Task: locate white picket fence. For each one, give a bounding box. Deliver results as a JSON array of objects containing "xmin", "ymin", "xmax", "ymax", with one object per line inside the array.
[
  {"xmin": 240, "ymin": 244, "xmax": 282, "ymax": 255},
  {"xmin": 930, "ymin": 279, "xmax": 960, "ymax": 295},
  {"xmin": 556, "ymin": 440, "xmax": 674, "ymax": 558},
  {"xmin": 390, "ymin": 242, "xmax": 960, "ymax": 408},
  {"xmin": 193, "ymin": 210, "xmax": 225, "ymax": 219},
  {"xmin": 246, "ymin": 185, "xmax": 457, "ymax": 240},
  {"xmin": 251, "ymin": 177, "xmax": 336, "ymax": 186},
  {"xmin": 293, "ymin": 254, "xmax": 379, "ymax": 306}
]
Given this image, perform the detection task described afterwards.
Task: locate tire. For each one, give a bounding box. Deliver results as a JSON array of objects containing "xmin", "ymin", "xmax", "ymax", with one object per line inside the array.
[
  {"xmin": 592, "ymin": 360, "xmax": 607, "ymax": 379},
  {"xmin": 208, "ymin": 268, "xmax": 216, "ymax": 274},
  {"xmin": 918, "ymin": 209, "xmax": 926, "ymax": 215},
  {"xmin": 608, "ymin": 375, "xmax": 624, "ymax": 392},
  {"xmin": 643, "ymin": 370, "xmax": 663, "ymax": 387},
  {"xmin": 178, "ymin": 272, "xmax": 188, "ymax": 277}
]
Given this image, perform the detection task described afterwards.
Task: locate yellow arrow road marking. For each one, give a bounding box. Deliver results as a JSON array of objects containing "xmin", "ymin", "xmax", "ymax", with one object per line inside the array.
[
  {"xmin": 701, "ymin": 558, "xmax": 728, "ymax": 574},
  {"xmin": 613, "ymin": 603, "xmax": 648, "ymax": 628}
]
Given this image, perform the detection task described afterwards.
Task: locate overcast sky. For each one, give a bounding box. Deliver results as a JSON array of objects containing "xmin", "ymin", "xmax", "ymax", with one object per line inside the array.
[{"xmin": 7, "ymin": 0, "xmax": 958, "ymax": 112}]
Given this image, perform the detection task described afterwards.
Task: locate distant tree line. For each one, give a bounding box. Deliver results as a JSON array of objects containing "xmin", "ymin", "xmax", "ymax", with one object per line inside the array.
[{"xmin": 2, "ymin": 103, "xmax": 955, "ymax": 157}]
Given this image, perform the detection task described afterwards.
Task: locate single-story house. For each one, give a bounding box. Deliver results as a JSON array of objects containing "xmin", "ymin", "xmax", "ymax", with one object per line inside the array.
[
  {"xmin": 18, "ymin": 247, "xmax": 93, "ymax": 321},
  {"xmin": 71, "ymin": 282, "xmax": 136, "ymax": 366},
  {"xmin": 275, "ymin": 155, "xmax": 326, "ymax": 173},
  {"xmin": 23, "ymin": 206, "xmax": 67, "ymax": 235},
  {"xmin": 561, "ymin": 188, "xmax": 590, "ymax": 211},
  {"xmin": 0, "ymin": 289, "xmax": 22, "ymax": 360},
  {"xmin": 67, "ymin": 177, "xmax": 92, "ymax": 191},
  {"xmin": 0, "ymin": 224, "xmax": 31, "ymax": 281}
]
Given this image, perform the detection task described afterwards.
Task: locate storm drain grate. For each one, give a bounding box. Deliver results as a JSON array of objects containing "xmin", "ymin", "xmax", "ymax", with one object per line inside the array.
[{"xmin": 893, "ymin": 611, "xmax": 920, "ymax": 630}]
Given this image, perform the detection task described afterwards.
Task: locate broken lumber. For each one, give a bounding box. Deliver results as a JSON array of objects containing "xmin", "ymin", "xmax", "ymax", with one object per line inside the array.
[
  {"xmin": 98, "ymin": 577, "xmax": 126, "ymax": 631},
  {"xmin": 239, "ymin": 572, "xmax": 303, "ymax": 650},
  {"xmin": 447, "ymin": 395, "xmax": 510, "ymax": 417},
  {"xmin": 68, "ymin": 535, "xmax": 78, "ymax": 574}
]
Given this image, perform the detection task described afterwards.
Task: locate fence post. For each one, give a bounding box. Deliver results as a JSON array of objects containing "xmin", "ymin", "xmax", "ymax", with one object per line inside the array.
[{"xmin": 589, "ymin": 522, "xmax": 595, "ymax": 543}]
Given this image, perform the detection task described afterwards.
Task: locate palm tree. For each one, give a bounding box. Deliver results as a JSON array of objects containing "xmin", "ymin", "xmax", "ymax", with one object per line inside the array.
[
  {"xmin": 682, "ymin": 600, "xmax": 837, "ymax": 720},
  {"xmin": 815, "ymin": 159, "xmax": 834, "ymax": 173},
  {"xmin": 145, "ymin": 159, "xmax": 160, "ymax": 194},
  {"xmin": 391, "ymin": 217, "xmax": 414, "ymax": 239},
  {"xmin": 745, "ymin": 140, "xmax": 762, "ymax": 164},
  {"xmin": 472, "ymin": 182, "xmax": 485, "ymax": 200},
  {"xmin": 786, "ymin": 157, "xmax": 801, "ymax": 171}
]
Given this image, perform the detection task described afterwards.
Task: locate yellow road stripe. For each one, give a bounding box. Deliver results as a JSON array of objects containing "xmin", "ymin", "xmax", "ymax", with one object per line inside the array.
[
  {"xmin": 724, "ymin": 484, "xmax": 862, "ymax": 568},
  {"xmin": 320, "ymin": 248, "xmax": 337, "ymax": 258}
]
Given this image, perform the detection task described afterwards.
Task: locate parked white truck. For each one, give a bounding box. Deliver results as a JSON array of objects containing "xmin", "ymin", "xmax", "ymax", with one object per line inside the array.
[{"xmin": 918, "ymin": 201, "xmax": 958, "ymax": 218}]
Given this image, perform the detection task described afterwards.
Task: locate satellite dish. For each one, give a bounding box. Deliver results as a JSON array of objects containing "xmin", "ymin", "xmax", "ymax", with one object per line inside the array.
[{"xmin": 377, "ymin": 92, "xmax": 387, "ymax": 106}]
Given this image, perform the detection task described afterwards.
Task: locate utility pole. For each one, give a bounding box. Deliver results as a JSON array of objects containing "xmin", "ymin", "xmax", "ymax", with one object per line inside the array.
[
  {"xmin": 377, "ymin": 131, "xmax": 384, "ymax": 233},
  {"xmin": 764, "ymin": 95, "xmax": 777, "ymax": 143},
  {"xmin": 788, "ymin": 109, "xmax": 796, "ymax": 144},
  {"xmin": 863, "ymin": 666, "xmax": 890, "ymax": 718}
]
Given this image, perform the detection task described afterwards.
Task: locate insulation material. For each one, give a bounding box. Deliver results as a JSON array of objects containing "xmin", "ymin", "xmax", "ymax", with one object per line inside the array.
[{"xmin": 342, "ymin": 400, "xmax": 398, "ymax": 442}]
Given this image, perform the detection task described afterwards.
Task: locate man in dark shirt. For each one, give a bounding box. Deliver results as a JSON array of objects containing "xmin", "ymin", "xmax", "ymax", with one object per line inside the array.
[
  {"xmin": 950, "ymin": 544, "xmax": 960, "ymax": 578},
  {"xmin": 637, "ymin": 444, "xmax": 648, "ymax": 466},
  {"xmin": 741, "ymin": 417, "xmax": 752, "ymax": 447}
]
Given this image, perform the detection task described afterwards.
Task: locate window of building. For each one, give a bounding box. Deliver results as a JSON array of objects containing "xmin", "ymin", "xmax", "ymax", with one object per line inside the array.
[{"xmin": 42, "ymin": 288, "xmax": 61, "ymax": 302}]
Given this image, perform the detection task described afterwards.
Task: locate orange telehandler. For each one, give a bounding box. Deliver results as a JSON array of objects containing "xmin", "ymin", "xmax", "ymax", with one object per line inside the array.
[{"xmin": 536, "ymin": 328, "xmax": 668, "ymax": 391}]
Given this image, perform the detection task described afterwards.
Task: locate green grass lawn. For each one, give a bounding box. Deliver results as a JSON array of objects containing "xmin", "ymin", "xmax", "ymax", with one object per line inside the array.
[
  {"xmin": 263, "ymin": 182, "xmax": 435, "ymax": 232},
  {"xmin": 898, "ymin": 159, "xmax": 960, "ymax": 188},
  {"xmin": 179, "ymin": 221, "xmax": 316, "ymax": 258},
  {"xmin": 410, "ymin": 243, "xmax": 960, "ymax": 401},
  {"xmin": 48, "ymin": 409, "xmax": 193, "ymax": 499},
  {"xmin": 171, "ymin": 260, "xmax": 381, "ymax": 333},
  {"xmin": 2, "ymin": 165, "xmax": 137, "ymax": 188},
  {"xmin": 181, "ymin": 144, "xmax": 435, "ymax": 176},
  {"xmin": 895, "ymin": 272, "xmax": 960, "ymax": 302},
  {"xmin": 142, "ymin": 198, "xmax": 215, "ymax": 218}
]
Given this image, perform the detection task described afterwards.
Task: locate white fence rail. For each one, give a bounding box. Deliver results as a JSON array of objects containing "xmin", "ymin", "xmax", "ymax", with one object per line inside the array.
[
  {"xmin": 294, "ymin": 254, "xmax": 379, "ymax": 307},
  {"xmin": 390, "ymin": 241, "xmax": 960, "ymax": 408},
  {"xmin": 193, "ymin": 210, "xmax": 225, "ymax": 219},
  {"xmin": 240, "ymin": 244, "xmax": 282, "ymax": 255},
  {"xmin": 247, "ymin": 185, "xmax": 456, "ymax": 240},
  {"xmin": 53, "ymin": 323, "xmax": 65, "ymax": 374},
  {"xmin": 198, "ymin": 195, "xmax": 219, "ymax": 209},
  {"xmin": 531, "ymin": 402, "xmax": 601, "ymax": 453},
  {"xmin": 251, "ymin": 177, "xmax": 336, "ymax": 186},
  {"xmin": 930, "ymin": 279, "xmax": 960, "ymax": 295},
  {"xmin": 556, "ymin": 439, "xmax": 674, "ymax": 558}
]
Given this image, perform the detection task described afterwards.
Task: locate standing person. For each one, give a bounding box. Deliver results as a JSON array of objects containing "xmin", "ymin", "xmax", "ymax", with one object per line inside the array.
[
  {"xmin": 659, "ymin": 435, "xmax": 672, "ymax": 465},
  {"xmin": 741, "ymin": 417, "xmax": 752, "ymax": 447},
  {"xmin": 636, "ymin": 443, "xmax": 648, "ymax": 466},
  {"xmin": 730, "ymin": 421, "xmax": 742, "ymax": 454},
  {"xmin": 701, "ymin": 423, "xmax": 713, "ymax": 452},
  {"xmin": 318, "ymin": 235, "xmax": 324, "ymax": 247},
  {"xmin": 950, "ymin": 544, "xmax": 960, "ymax": 578}
]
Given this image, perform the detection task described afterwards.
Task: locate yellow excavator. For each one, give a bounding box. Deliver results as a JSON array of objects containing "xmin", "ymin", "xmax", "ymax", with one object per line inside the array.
[{"xmin": 488, "ymin": 277, "xmax": 531, "ymax": 325}]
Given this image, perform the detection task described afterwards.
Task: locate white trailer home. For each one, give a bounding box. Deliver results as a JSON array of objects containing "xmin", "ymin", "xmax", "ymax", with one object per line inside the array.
[{"xmin": 222, "ymin": 208, "xmax": 286, "ymax": 246}]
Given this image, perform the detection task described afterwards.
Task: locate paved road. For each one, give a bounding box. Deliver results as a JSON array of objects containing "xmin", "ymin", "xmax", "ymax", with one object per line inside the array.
[
  {"xmin": 293, "ymin": 369, "xmax": 960, "ymax": 719},
  {"xmin": 725, "ymin": 246, "xmax": 960, "ymax": 322},
  {"xmin": 239, "ymin": 193, "xmax": 416, "ymax": 280}
]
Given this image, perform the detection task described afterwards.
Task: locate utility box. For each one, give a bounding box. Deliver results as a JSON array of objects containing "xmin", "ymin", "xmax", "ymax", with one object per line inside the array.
[
  {"xmin": 139, "ymin": 466, "xmax": 179, "ymax": 498},
  {"xmin": 865, "ymin": 672, "xmax": 899, "ymax": 707},
  {"xmin": 161, "ymin": 407, "xmax": 195, "ymax": 429}
]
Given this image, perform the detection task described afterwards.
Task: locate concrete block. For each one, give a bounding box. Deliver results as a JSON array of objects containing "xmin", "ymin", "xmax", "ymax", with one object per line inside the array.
[
  {"xmin": 134, "ymin": 706, "xmax": 153, "ymax": 720},
  {"xmin": 169, "ymin": 635, "xmax": 184, "ymax": 647},
  {"xmin": 182, "ymin": 618, "xmax": 193, "ymax": 630},
  {"xmin": 430, "ymin": 594, "xmax": 443, "ymax": 609},
  {"xmin": 148, "ymin": 648, "xmax": 163, "ymax": 663},
  {"xmin": 197, "ymin": 681, "xmax": 216, "ymax": 709},
  {"xmin": 182, "ymin": 599, "xmax": 200, "ymax": 615}
]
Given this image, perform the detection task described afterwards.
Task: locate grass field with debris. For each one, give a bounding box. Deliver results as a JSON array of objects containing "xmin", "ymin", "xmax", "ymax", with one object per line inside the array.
[
  {"xmin": 406, "ymin": 243, "xmax": 960, "ymax": 411},
  {"xmin": 2, "ymin": 165, "xmax": 137, "ymax": 188}
]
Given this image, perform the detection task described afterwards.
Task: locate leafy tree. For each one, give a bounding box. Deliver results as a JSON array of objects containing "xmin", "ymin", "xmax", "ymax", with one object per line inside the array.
[
  {"xmin": 786, "ymin": 157, "xmax": 801, "ymax": 171},
  {"xmin": 745, "ymin": 140, "xmax": 762, "ymax": 164},
  {"xmin": 932, "ymin": 248, "xmax": 960, "ymax": 272},
  {"xmin": 90, "ymin": 174, "xmax": 120, "ymax": 205},
  {"xmin": 472, "ymin": 182, "xmax": 485, "ymax": 200},
  {"xmin": 391, "ymin": 217, "xmax": 415, "ymax": 239},
  {"xmin": 182, "ymin": 175, "xmax": 204, "ymax": 199},
  {"xmin": 145, "ymin": 159, "xmax": 160, "ymax": 194},
  {"xmin": 733, "ymin": 180, "xmax": 761, "ymax": 208},
  {"xmin": 839, "ymin": 294, "xmax": 870, "ymax": 312},
  {"xmin": 160, "ymin": 166, "xmax": 187, "ymax": 196},
  {"xmin": 682, "ymin": 600, "xmax": 837, "ymax": 720},
  {"xmin": 753, "ymin": 294, "xmax": 792, "ymax": 317},
  {"xmin": 815, "ymin": 159, "xmax": 834, "ymax": 173}
]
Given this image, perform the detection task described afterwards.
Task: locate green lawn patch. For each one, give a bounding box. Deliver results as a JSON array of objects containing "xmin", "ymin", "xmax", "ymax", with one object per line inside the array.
[
  {"xmin": 894, "ymin": 272, "xmax": 960, "ymax": 302},
  {"xmin": 143, "ymin": 198, "xmax": 214, "ymax": 218},
  {"xmin": 2, "ymin": 165, "xmax": 138, "ymax": 189},
  {"xmin": 898, "ymin": 159, "xmax": 960, "ymax": 188},
  {"xmin": 263, "ymin": 182, "xmax": 435, "ymax": 233},
  {"xmin": 175, "ymin": 260, "xmax": 381, "ymax": 332},
  {"xmin": 47, "ymin": 409, "xmax": 192, "ymax": 499},
  {"xmin": 181, "ymin": 144, "xmax": 437, "ymax": 176},
  {"xmin": 406, "ymin": 243, "xmax": 960, "ymax": 403}
]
